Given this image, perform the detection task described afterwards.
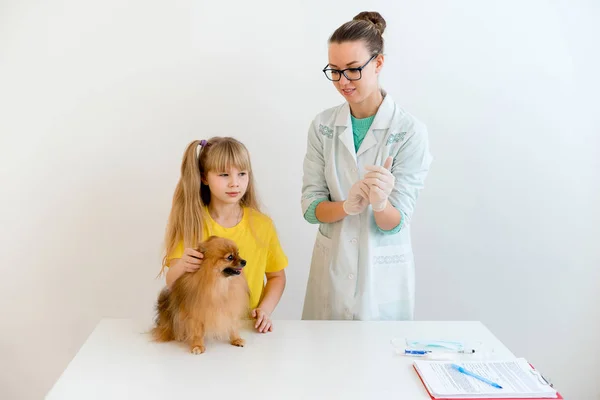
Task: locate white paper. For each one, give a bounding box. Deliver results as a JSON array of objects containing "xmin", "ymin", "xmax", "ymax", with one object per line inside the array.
[{"xmin": 414, "ymin": 358, "xmax": 557, "ymax": 399}]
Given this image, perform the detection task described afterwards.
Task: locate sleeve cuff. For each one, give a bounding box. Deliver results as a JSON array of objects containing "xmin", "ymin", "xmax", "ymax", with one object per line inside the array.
[
  {"xmin": 303, "ymin": 198, "xmax": 327, "ymax": 224},
  {"xmin": 376, "ymin": 207, "xmax": 405, "ymax": 235}
]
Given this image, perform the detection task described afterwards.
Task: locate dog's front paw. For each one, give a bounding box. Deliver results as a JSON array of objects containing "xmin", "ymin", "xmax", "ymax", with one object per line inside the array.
[
  {"xmin": 230, "ymin": 338, "xmax": 245, "ymax": 347},
  {"xmin": 191, "ymin": 345, "xmax": 206, "ymax": 354}
]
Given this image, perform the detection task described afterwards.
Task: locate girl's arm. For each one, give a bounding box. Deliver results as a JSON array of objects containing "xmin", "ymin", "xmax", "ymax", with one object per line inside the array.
[
  {"xmin": 165, "ymin": 261, "xmax": 185, "ymax": 287},
  {"xmin": 258, "ymin": 270, "xmax": 286, "ymax": 315},
  {"xmin": 165, "ymin": 248, "xmax": 204, "ymax": 287},
  {"xmin": 253, "ymin": 270, "xmax": 286, "ymax": 333}
]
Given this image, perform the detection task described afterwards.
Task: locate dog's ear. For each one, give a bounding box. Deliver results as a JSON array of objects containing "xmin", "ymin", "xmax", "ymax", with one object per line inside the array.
[
  {"xmin": 202, "ymin": 235, "xmax": 222, "ymax": 245},
  {"xmin": 196, "ymin": 235, "xmax": 219, "ymax": 254}
]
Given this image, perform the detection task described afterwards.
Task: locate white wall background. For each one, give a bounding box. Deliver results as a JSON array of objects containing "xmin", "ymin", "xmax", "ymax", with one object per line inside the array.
[{"xmin": 1, "ymin": 1, "xmax": 598, "ymax": 399}]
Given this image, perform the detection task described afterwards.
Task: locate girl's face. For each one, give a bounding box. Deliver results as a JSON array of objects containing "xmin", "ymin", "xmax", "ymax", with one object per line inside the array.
[
  {"xmin": 326, "ymin": 40, "xmax": 383, "ymax": 105},
  {"xmin": 204, "ymin": 166, "xmax": 249, "ymax": 206}
]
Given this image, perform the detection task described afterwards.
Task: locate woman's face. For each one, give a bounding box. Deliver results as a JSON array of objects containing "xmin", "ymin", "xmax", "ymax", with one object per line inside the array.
[{"xmin": 327, "ymin": 40, "xmax": 383, "ymax": 105}]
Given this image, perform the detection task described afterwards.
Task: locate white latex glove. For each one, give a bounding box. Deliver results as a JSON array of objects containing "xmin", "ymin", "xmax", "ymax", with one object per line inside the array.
[
  {"xmin": 363, "ymin": 156, "xmax": 395, "ymax": 212},
  {"xmin": 342, "ymin": 180, "xmax": 370, "ymax": 215}
]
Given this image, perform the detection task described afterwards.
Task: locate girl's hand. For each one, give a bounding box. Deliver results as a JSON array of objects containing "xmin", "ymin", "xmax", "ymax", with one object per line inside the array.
[
  {"xmin": 178, "ymin": 248, "xmax": 204, "ymax": 272},
  {"xmin": 251, "ymin": 308, "xmax": 273, "ymax": 333}
]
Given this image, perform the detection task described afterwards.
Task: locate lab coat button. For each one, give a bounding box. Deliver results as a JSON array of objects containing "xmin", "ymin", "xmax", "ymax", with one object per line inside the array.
[
  {"xmin": 351, "ymin": 238, "xmax": 357, "ymax": 244},
  {"xmin": 348, "ymin": 274, "xmax": 354, "ymax": 279}
]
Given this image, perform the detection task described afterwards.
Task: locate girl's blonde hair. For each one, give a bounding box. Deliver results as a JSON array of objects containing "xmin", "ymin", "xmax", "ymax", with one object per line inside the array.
[{"xmin": 161, "ymin": 137, "xmax": 261, "ymax": 273}]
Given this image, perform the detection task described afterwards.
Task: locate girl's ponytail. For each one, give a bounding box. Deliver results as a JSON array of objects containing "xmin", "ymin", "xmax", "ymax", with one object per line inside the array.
[
  {"xmin": 161, "ymin": 140, "xmax": 207, "ymax": 273},
  {"xmin": 179, "ymin": 140, "xmax": 205, "ymax": 248}
]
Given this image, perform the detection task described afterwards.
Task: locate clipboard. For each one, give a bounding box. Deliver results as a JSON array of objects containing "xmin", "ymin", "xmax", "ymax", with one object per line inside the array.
[{"xmin": 412, "ymin": 362, "xmax": 564, "ymax": 400}]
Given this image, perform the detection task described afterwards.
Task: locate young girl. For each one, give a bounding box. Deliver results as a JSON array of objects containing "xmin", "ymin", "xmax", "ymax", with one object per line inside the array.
[{"xmin": 161, "ymin": 137, "xmax": 288, "ymax": 333}]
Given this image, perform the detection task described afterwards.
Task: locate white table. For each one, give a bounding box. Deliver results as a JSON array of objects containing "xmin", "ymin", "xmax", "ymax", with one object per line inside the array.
[{"xmin": 46, "ymin": 318, "xmax": 516, "ymax": 399}]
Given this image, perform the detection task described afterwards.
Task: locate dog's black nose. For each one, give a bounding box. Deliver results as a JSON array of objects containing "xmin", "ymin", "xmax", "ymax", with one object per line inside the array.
[{"xmin": 240, "ymin": 259, "xmax": 246, "ymax": 267}]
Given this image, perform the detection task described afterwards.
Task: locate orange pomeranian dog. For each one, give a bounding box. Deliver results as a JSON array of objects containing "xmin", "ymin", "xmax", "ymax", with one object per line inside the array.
[{"xmin": 151, "ymin": 236, "xmax": 250, "ymax": 354}]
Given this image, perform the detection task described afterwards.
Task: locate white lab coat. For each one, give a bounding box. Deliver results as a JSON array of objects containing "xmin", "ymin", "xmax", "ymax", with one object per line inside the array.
[{"xmin": 301, "ymin": 91, "xmax": 432, "ymax": 321}]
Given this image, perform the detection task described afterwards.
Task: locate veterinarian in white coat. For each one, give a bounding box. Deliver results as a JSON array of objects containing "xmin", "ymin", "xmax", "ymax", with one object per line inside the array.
[{"xmin": 301, "ymin": 11, "xmax": 432, "ymax": 321}]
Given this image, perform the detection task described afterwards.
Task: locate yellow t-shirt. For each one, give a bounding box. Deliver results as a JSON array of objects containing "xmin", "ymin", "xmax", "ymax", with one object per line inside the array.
[{"xmin": 168, "ymin": 207, "xmax": 288, "ymax": 310}]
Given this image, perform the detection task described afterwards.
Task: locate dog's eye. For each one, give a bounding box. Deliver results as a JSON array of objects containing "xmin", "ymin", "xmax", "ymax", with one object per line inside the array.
[{"xmin": 227, "ymin": 255, "xmax": 234, "ymax": 261}]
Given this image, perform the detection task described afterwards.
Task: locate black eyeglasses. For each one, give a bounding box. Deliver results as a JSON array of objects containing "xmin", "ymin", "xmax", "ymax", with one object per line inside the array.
[{"xmin": 322, "ymin": 54, "xmax": 377, "ymax": 82}]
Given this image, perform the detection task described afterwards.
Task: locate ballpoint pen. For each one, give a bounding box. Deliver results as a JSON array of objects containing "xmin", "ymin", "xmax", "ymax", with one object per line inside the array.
[
  {"xmin": 402, "ymin": 348, "xmax": 475, "ymax": 356},
  {"xmin": 451, "ymin": 364, "xmax": 503, "ymax": 389},
  {"xmin": 403, "ymin": 349, "xmax": 431, "ymax": 356}
]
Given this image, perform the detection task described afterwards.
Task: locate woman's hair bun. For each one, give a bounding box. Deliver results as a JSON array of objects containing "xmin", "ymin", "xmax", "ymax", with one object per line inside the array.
[{"xmin": 353, "ymin": 11, "xmax": 386, "ymax": 35}]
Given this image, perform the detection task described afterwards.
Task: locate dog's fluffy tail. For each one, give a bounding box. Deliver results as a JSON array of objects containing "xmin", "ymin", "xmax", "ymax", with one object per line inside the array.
[{"xmin": 151, "ymin": 287, "xmax": 174, "ymax": 342}]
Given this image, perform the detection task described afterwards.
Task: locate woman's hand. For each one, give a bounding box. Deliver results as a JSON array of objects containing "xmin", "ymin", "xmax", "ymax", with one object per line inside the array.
[
  {"xmin": 363, "ymin": 156, "xmax": 395, "ymax": 212},
  {"xmin": 342, "ymin": 180, "xmax": 371, "ymax": 215},
  {"xmin": 251, "ymin": 308, "xmax": 273, "ymax": 333}
]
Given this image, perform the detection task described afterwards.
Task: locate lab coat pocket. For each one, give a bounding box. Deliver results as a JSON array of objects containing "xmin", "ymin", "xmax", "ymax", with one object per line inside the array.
[
  {"xmin": 302, "ymin": 228, "xmax": 334, "ymax": 320},
  {"xmin": 315, "ymin": 227, "xmax": 332, "ymax": 260},
  {"xmin": 372, "ymin": 244, "xmax": 414, "ymax": 306}
]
